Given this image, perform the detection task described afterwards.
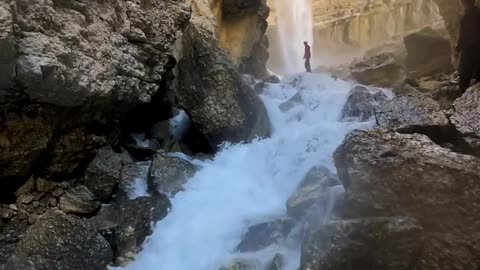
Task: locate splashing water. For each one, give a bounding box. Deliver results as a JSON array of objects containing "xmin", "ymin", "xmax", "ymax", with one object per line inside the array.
[
  {"xmin": 116, "ymin": 73, "xmax": 372, "ymax": 270},
  {"xmin": 273, "ymin": 0, "xmax": 314, "ymax": 74}
]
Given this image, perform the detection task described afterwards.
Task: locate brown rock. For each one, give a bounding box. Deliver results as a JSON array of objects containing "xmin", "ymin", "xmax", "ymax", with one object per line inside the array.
[
  {"xmin": 35, "ymin": 178, "xmax": 57, "ymax": 193},
  {"xmin": 350, "ymin": 54, "xmax": 407, "ymax": 88},
  {"xmin": 14, "ymin": 178, "xmax": 35, "ymax": 197},
  {"xmin": 148, "ymin": 153, "xmax": 196, "ymax": 195},
  {"xmin": 16, "ymin": 194, "xmax": 34, "ymax": 205},
  {"xmin": 59, "ymin": 186, "xmax": 100, "ymax": 215}
]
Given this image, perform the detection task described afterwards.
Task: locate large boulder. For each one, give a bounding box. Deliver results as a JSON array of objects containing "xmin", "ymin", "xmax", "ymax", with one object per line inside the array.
[
  {"xmin": 404, "ymin": 27, "xmax": 453, "ymax": 77},
  {"xmin": 375, "ymin": 93, "xmax": 450, "ymax": 134},
  {"xmin": 334, "ymin": 129, "xmax": 480, "ymax": 269},
  {"xmin": 450, "ymin": 84, "xmax": 480, "ymax": 157},
  {"xmin": 341, "ymin": 85, "xmax": 387, "ymax": 121},
  {"xmin": 350, "ymin": 54, "xmax": 407, "ymax": 88},
  {"xmin": 177, "ymin": 27, "xmax": 271, "ymax": 149},
  {"xmin": 0, "ymin": 3, "xmax": 15, "ymax": 90},
  {"xmin": 84, "ymin": 147, "xmax": 133, "ymax": 202},
  {"xmin": 89, "ymin": 194, "xmax": 170, "ymax": 264},
  {"xmin": 148, "ymin": 152, "xmax": 196, "ymax": 195},
  {"xmin": 300, "ymin": 217, "xmax": 424, "ymax": 270},
  {"xmin": 5, "ymin": 211, "xmax": 113, "ymax": 270}
]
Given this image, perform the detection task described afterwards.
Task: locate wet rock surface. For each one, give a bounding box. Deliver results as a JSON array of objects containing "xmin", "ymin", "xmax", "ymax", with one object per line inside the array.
[
  {"xmin": 148, "ymin": 153, "xmax": 196, "ymax": 195},
  {"xmin": 89, "ymin": 194, "xmax": 170, "ymax": 264},
  {"xmin": 236, "ymin": 219, "xmax": 294, "ymax": 252},
  {"xmin": 300, "ymin": 217, "xmax": 424, "ymax": 270},
  {"xmin": 341, "ymin": 85, "xmax": 388, "ymax": 121}
]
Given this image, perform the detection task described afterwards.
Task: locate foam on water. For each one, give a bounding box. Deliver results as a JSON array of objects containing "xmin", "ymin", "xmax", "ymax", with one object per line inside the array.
[{"xmin": 117, "ymin": 73, "xmax": 372, "ymax": 270}]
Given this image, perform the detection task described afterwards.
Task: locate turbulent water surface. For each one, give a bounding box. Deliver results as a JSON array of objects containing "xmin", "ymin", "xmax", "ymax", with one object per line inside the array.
[{"xmin": 117, "ymin": 73, "xmax": 372, "ymax": 270}]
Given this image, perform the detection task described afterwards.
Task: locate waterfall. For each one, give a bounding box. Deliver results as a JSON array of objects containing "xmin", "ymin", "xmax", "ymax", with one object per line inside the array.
[
  {"xmin": 114, "ymin": 73, "xmax": 373, "ymax": 270},
  {"xmin": 270, "ymin": 0, "xmax": 314, "ymax": 74}
]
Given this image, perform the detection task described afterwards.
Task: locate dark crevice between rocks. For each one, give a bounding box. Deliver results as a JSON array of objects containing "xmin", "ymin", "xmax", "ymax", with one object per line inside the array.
[{"xmin": 396, "ymin": 124, "xmax": 478, "ymax": 157}]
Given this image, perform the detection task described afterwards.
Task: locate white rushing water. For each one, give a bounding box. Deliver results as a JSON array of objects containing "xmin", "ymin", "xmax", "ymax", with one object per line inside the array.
[
  {"xmin": 273, "ymin": 0, "xmax": 314, "ymax": 74},
  {"xmin": 117, "ymin": 73, "xmax": 372, "ymax": 270}
]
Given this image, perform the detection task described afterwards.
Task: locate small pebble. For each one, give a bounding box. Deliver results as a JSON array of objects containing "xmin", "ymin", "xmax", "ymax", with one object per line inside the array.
[{"xmin": 8, "ymin": 204, "xmax": 18, "ymax": 211}]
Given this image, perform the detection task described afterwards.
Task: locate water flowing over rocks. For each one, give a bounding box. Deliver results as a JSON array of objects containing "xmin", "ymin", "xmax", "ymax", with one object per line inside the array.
[
  {"xmin": 148, "ymin": 152, "xmax": 197, "ymax": 195},
  {"xmin": 332, "ymin": 129, "xmax": 480, "ymax": 269},
  {"xmin": 236, "ymin": 219, "xmax": 294, "ymax": 252}
]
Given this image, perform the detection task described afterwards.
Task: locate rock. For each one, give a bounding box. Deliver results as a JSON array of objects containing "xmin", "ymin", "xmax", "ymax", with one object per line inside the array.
[
  {"xmin": 350, "ymin": 53, "xmax": 407, "ymax": 87},
  {"xmin": 59, "ymin": 186, "xmax": 100, "ymax": 215},
  {"xmin": 85, "ymin": 147, "xmax": 133, "ymax": 202},
  {"xmin": 6, "ymin": 211, "xmax": 112, "ymax": 270},
  {"xmin": 450, "ymin": 84, "xmax": 480, "ymax": 157},
  {"xmin": 49, "ymin": 198, "xmax": 57, "ymax": 207},
  {"xmin": 265, "ymin": 254, "xmax": 284, "ymax": 270},
  {"xmin": 148, "ymin": 153, "xmax": 196, "ymax": 195},
  {"xmin": 177, "ymin": 27, "xmax": 271, "ymax": 149},
  {"xmin": 392, "ymin": 83, "xmax": 422, "ymax": 96},
  {"xmin": 222, "ymin": 0, "xmax": 264, "ymax": 15},
  {"xmin": 236, "ymin": 219, "xmax": 294, "ymax": 252},
  {"xmin": 8, "ymin": 204, "xmax": 17, "ymax": 211},
  {"xmin": 375, "ymin": 93, "xmax": 450, "ymax": 134},
  {"xmin": 286, "ymin": 166, "xmax": 340, "ymax": 218},
  {"xmin": 0, "ymin": 208, "xmax": 13, "ymax": 221},
  {"xmin": 219, "ymin": 258, "xmax": 261, "ymax": 270},
  {"xmin": 35, "ymin": 178, "xmax": 56, "ymax": 193},
  {"xmin": 51, "ymin": 188, "xmax": 64, "ymax": 198},
  {"xmin": 17, "ymin": 210, "xmax": 28, "ymax": 220},
  {"xmin": 254, "ymin": 82, "xmax": 268, "ymax": 94},
  {"xmin": 0, "ymin": 3, "xmax": 16, "ymax": 90},
  {"xmin": 242, "ymin": 74, "xmax": 257, "ymax": 86},
  {"xmin": 16, "ymin": 195, "xmax": 34, "ymax": 205},
  {"xmin": 300, "ymin": 217, "xmax": 424, "ymax": 270},
  {"xmin": 89, "ymin": 194, "xmax": 170, "ymax": 263},
  {"xmin": 27, "ymin": 214, "xmax": 40, "ymax": 225},
  {"xmin": 341, "ymin": 85, "xmax": 387, "ymax": 121},
  {"xmin": 404, "ymin": 27, "xmax": 453, "ymax": 78},
  {"xmin": 263, "ymin": 75, "xmax": 281, "ymax": 84},
  {"xmin": 334, "ymin": 129, "xmax": 480, "ymax": 269},
  {"xmin": 279, "ymin": 93, "xmax": 303, "ymax": 112},
  {"xmin": 14, "ymin": 178, "xmax": 35, "ymax": 197}
]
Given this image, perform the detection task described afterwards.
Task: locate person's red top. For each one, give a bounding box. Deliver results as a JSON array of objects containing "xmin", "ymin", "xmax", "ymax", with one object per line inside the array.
[{"xmin": 304, "ymin": 45, "xmax": 311, "ymax": 59}]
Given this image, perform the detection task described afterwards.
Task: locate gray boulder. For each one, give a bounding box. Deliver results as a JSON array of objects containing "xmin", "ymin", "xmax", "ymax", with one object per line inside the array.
[
  {"xmin": 59, "ymin": 186, "xmax": 100, "ymax": 215},
  {"xmin": 300, "ymin": 217, "xmax": 424, "ymax": 270},
  {"xmin": 148, "ymin": 153, "xmax": 196, "ymax": 195},
  {"xmin": 89, "ymin": 194, "xmax": 170, "ymax": 264},
  {"xmin": 84, "ymin": 147, "xmax": 133, "ymax": 202},
  {"xmin": 0, "ymin": 3, "xmax": 15, "ymax": 90},
  {"xmin": 5, "ymin": 211, "xmax": 112, "ymax": 270},
  {"xmin": 177, "ymin": 27, "xmax": 271, "ymax": 149},
  {"xmin": 451, "ymin": 84, "xmax": 480, "ymax": 157},
  {"xmin": 342, "ymin": 85, "xmax": 387, "ymax": 121},
  {"xmin": 350, "ymin": 54, "xmax": 407, "ymax": 87},
  {"xmin": 334, "ymin": 129, "xmax": 480, "ymax": 269},
  {"xmin": 375, "ymin": 93, "xmax": 450, "ymax": 132}
]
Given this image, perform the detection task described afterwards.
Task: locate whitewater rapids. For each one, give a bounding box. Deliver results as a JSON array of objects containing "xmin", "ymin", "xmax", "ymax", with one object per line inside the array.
[{"xmin": 117, "ymin": 73, "xmax": 372, "ymax": 270}]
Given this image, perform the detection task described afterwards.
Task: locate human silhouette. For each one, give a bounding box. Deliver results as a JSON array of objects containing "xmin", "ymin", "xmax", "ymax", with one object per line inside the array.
[
  {"xmin": 303, "ymin": 41, "xmax": 312, "ymax": 73},
  {"xmin": 456, "ymin": 0, "xmax": 480, "ymax": 92}
]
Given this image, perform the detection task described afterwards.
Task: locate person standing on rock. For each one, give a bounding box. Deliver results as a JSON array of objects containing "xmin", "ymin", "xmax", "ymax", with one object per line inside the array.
[
  {"xmin": 456, "ymin": 0, "xmax": 480, "ymax": 93},
  {"xmin": 304, "ymin": 41, "xmax": 312, "ymax": 73}
]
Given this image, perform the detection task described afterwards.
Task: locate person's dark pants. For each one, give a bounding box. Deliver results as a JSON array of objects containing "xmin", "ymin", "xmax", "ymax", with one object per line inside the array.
[
  {"xmin": 305, "ymin": 58, "xmax": 312, "ymax": 73},
  {"xmin": 459, "ymin": 46, "xmax": 480, "ymax": 93}
]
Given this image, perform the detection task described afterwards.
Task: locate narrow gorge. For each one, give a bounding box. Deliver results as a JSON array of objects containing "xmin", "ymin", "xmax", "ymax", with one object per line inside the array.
[{"xmin": 1, "ymin": 0, "xmax": 480, "ymax": 270}]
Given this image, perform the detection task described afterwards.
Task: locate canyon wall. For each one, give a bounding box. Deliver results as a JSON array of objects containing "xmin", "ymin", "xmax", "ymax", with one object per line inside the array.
[{"xmin": 267, "ymin": 0, "xmax": 444, "ymax": 69}]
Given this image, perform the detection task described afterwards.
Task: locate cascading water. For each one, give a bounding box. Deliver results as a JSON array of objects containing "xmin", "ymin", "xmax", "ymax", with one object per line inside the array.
[
  {"xmin": 115, "ymin": 73, "xmax": 373, "ymax": 270},
  {"xmin": 271, "ymin": 0, "xmax": 314, "ymax": 74}
]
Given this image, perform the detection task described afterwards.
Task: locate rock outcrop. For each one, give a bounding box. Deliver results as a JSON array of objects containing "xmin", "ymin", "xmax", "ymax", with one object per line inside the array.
[
  {"xmin": 6, "ymin": 211, "xmax": 113, "ymax": 270},
  {"xmin": 301, "ymin": 217, "xmax": 424, "ymax": 270},
  {"xmin": 350, "ymin": 54, "xmax": 407, "ymax": 88},
  {"xmin": 341, "ymin": 85, "xmax": 388, "ymax": 121},
  {"xmin": 177, "ymin": 26, "xmax": 271, "ymax": 149},
  {"xmin": 333, "ymin": 129, "xmax": 480, "ymax": 269}
]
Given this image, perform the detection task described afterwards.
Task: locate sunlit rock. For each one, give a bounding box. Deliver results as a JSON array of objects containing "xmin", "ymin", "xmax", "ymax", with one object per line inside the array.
[
  {"xmin": 300, "ymin": 217, "xmax": 424, "ymax": 270},
  {"xmin": 350, "ymin": 54, "xmax": 407, "ymax": 88}
]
